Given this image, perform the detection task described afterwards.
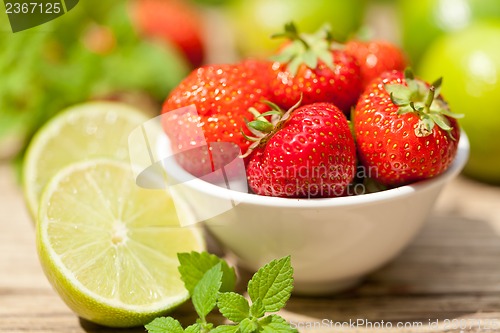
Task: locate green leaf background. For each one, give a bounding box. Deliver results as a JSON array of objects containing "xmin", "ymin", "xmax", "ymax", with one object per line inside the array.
[{"xmin": 0, "ymin": 1, "xmax": 189, "ymax": 160}]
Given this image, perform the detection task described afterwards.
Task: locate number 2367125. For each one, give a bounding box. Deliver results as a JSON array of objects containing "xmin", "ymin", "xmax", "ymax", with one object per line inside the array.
[{"xmin": 5, "ymin": 2, "xmax": 62, "ymax": 14}]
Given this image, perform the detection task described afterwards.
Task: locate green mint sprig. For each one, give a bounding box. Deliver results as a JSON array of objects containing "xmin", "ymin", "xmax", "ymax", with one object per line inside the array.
[{"xmin": 145, "ymin": 252, "xmax": 298, "ymax": 333}]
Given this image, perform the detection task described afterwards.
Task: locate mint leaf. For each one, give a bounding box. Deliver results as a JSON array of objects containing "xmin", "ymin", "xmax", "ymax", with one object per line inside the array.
[
  {"xmin": 258, "ymin": 315, "xmax": 298, "ymax": 333},
  {"xmin": 184, "ymin": 323, "xmax": 201, "ymax": 333},
  {"xmin": 145, "ymin": 317, "xmax": 184, "ymax": 333},
  {"xmin": 178, "ymin": 252, "xmax": 236, "ymax": 294},
  {"xmin": 247, "ymin": 256, "xmax": 294, "ymax": 313},
  {"xmin": 192, "ymin": 263, "xmax": 223, "ymax": 320},
  {"xmin": 217, "ymin": 292, "xmax": 250, "ymax": 323},
  {"xmin": 239, "ymin": 318, "xmax": 259, "ymax": 333},
  {"xmin": 250, "ymin": 298, "xmax": 266, "ymax": 319},
  {"xmin": 211, "ymin": 325, "xmax": 239, "ymax": 333},
  {"xmin": 146, "ymin": 254, "xmax": 297, "ymax": 333}
]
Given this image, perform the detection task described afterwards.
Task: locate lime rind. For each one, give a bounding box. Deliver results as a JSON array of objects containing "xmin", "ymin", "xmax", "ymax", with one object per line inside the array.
[
  {"xmin": 36, "ymin": 159, "xmax": 205, "ymax": 327},
  {"xmin": 23, "ymin": 101, "xmax": 149, "ymax": 218}
]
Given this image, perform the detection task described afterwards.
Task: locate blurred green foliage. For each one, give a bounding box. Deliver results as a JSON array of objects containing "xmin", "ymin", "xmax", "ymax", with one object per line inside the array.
[
  {"xmin": 190, "ymin": 0, "xmax": 235, "ymax": 6},
  {"xmin": 0, "ymin": 1, "xmax": 189, "ymax": 160}
]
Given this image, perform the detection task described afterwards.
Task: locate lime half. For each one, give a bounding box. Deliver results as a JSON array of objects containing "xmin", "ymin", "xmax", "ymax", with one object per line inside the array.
[
  {"xmin": 23, "ymin": 102, "xmax": 149, "ymax": 217},
  {"xmin": 36, "ymin": 159, "xmax": 204, "ymax": 327}
]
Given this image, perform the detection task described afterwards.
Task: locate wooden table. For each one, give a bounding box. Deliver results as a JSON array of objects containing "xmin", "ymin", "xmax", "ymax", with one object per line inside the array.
[{"xmin": 2, "ymin": 162, "xmax": 500, "ymax": 333}]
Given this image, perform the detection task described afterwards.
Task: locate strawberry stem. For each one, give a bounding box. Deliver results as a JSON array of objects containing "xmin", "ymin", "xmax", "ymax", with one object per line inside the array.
[
  {"xmin": 248, "ymin": 107, "xmax": 270, "ymax": 123},
  {"xmin": 424, "ymin": 86, "xmax": 435, "ymax": 109},
  {"xmin": 269, "ymin": 23, "xmax": 335, "ymax": 75},
  {"xmin": 247, "ymin": 120, "xmax": 274, "ymax": 133},
  {"xmin": 404, "ymin": 67, "xmax": 414, "ymax": 81},
  {"xmin": 271, "ymin": 22, "xmax": 310, "ymax": 49},
  {"xmin": 385, "ymin": 68, "xmax": 462, "ymax": 138},
  {"xmin": 241, "ymin": 97, "xmax": 303, "ymax": 158}
]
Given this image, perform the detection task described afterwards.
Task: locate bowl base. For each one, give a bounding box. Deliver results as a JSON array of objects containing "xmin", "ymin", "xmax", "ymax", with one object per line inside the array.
[{"xmin": 292, "ymin": 277, "xmax": 363, "ymax": 295}]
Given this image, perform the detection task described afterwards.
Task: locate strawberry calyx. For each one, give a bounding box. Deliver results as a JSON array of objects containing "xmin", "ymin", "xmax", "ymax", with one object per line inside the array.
[
  {"xmin": 240, "ymin": 98, "xmax": 302, "ymax": 158},
  {"xmin": 270, "ymin": 22, "xmax": 336, "ymax": 76},
  {"xmin": 384, "ymin": 68, "xmax": 463, "ymax": 139}
]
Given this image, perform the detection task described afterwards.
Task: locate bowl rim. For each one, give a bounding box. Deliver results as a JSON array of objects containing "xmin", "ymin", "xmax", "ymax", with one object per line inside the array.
[{"xmin": 163, "ymin": 131, "xmax": 470, "ymax": 208}]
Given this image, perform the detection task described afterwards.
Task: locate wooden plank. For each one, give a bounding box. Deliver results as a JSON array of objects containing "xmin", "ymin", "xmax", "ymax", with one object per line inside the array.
[{"xmin": 2, "ymin": 161, "xmax": 500, "ymax": 332}]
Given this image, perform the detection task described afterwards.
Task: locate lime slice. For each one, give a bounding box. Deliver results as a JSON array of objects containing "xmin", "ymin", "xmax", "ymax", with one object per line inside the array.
[
  {"xmin": 23, "ymin": 101, "xmax": 149, "ymax": 217},
  {"xmin": 36, "ymin": 159, "xmax": 205, "ymax": 327}
]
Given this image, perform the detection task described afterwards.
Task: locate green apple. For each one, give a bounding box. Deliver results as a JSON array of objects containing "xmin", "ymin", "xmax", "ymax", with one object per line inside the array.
[
  {"xmin": 418, "ymin": 22, "xmax": 500, "ymax": 184},
  {"xmin": 398, "ymin": 0, "xmax": 500, "ymax": 64},
  {"xmin": 227, "ymin": 0, "xmax": 366, "ymax": 57}
]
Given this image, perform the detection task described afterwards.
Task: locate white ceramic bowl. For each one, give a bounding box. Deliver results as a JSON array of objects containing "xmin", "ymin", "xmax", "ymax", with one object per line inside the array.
[{"xmin": 158, "ymin": 132, "xmax": 469, "ymax": 295}]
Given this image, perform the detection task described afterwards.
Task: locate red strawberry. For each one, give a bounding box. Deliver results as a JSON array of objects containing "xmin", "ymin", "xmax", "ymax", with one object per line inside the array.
[
  {"xmin": 353, "ymin": 69, "xmax": 462, "ymax": 187},
  {"xmin": 130, "ymin": 0, "xmax": 205, "ymax": 67},
  {"xmin": 345, "ymin": 39, "xmax": 408, "ymax": 89},
  {"xmin": 269, "ymin": 23, "xmax": 362, "ymax": 114},
  {"xmin": 162, "ymin": 60, "xmax": 273, "ymax": 176},
  {"xmin": 245, "ymin": 102, "xmax": 357, "ymax": 198}
]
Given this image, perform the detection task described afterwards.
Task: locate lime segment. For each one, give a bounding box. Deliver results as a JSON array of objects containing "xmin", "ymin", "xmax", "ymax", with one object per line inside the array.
[
  {"xmin": 36, "ymin": 159, "xmax": 204, "ymax": 327},
  {"xmin": 23, "ymin": 102, "xmax": 149, "ymax": 217}
]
